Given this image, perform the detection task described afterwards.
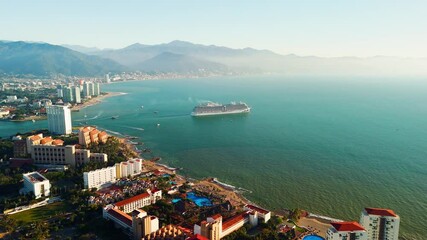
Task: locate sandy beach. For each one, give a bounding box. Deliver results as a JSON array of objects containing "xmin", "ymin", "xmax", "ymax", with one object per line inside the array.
[{"xmin": 71, "ymin": 92, "xmax": 126, "ymax": 111}]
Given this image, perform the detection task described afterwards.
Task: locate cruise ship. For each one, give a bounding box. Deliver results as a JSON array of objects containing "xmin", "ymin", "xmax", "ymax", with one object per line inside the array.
[{"xmin": 191, "ymin": 102, "xmax": 251, "ymax": 116}]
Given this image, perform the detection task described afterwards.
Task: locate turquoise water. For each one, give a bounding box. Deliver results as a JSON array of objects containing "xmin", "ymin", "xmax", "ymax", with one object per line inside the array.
[
  {"xmin": 186, "ymin": 192, "xmax": 212, "ymax": 207},
  {"xmin": 1, "ymin": 76, "xmax": 426, "ymax": 239},
  {"xmin": 303, "ymin": 235, "xmax": 324, "ymax": 240}
]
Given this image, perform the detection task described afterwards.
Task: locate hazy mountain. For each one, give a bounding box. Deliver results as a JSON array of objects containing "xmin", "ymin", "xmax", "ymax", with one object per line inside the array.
[
  {"xmin": 61, "ymin": 44, "xmax": 103, "ymax": 54},
  {"xmin": 0, "ymin": 41, "xmax": 126, "ymax": 76},
  {"xmin": 136, "ymin": 52, "xmax": 229, "ymax": 73},
  {"xmin": 85, "ymin": 40, "xmax": 427, "ymax": 76}
]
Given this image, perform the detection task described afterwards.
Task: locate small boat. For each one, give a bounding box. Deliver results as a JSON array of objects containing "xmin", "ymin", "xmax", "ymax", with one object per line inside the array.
[
  {"xmin": 32, "ymin": 119, "xmax": 36, "ymax": 123},
  {"xmin": 111, "ymin": 115, "xmax": 119, "ymax": 119},
  {"xmin": 154, "ymin": 111, "xmax": 158, "ymax": 114},
  {"xmin": 157, "ymin": 123, "xmax": 160, "ymax": 127},
  {"xmin": 141, "ymin": 105, "xmax": 144, "ymax": 109}
]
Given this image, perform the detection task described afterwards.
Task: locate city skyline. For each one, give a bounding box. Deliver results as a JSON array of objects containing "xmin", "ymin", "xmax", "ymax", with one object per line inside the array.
[{"xmin": 1, "ymin": 0, "xmax": 427, "ymax": 58}]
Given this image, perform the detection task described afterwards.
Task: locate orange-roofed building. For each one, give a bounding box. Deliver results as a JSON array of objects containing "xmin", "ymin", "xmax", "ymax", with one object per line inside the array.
[
  {"xmin": 360, "ymin": 208, "xmax": 400, "ymax": 240},
  {"xmin": 79, "ymin": 126, "xmax": 108, "ymax": 146},
  {"xmin": 327, "ymin": 221, "xmax": 367, "ymax": 240}
]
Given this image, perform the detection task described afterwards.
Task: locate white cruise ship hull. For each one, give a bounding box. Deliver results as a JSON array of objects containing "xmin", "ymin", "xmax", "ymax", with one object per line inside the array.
[{"xmin": 191, "ymin": 108, "xmax": 250, "ymax": 117}]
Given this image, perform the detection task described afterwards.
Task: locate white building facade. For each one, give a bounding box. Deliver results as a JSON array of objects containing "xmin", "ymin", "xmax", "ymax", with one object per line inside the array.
[
  {"xmin": 359, "ymin": 208, "xmax": 400, "ymax": 240},
  {"xmin": 23, "ymin": 172, "xmax": 51, "ymax": 199},
  {"xmin": 47, "ymin": 105, "xmax": 72, "ymax": 135},
  {"xmin": 84, "ymin": 166, "xmax": 116, "ymax": 189}
]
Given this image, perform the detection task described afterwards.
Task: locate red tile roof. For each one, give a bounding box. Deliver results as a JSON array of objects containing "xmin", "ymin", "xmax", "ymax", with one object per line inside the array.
[
  {"xmin": 107, "ymin": 208, "xmax": 132, "ymax": 227},
  {"xmin": 52, "ymin": 139, "xmax": 64, "ymax": 145},
  {"xmin": 222, "ymin": 212, "xmax": 248, "ymax": 230},
  {"xmin": 331, "ymin": 222, "xmax": 365, "ymax": 232},
  {"xmin": 82, "ymin": 127, "xmax": 91, "ymax": 133},
  {"xmin": 365, "ymin": 208, "xmax": 397, "ymax": 217},
  {"xmin": 40, "ymin": 137, "xmax": 53, "ymax": 144},
  {"xmin": 115, "ymin": 192, "xmax": 150, "ymax": 207},
  {"xmin": 211, "ymin": 214, "xmax": 222, "ymax": 220},
  {"xmin": 29, "ymin": 135, "xmax": 42, "ymax": 141},
  {"xmin": 245, "ymin": 204, "xmax": 270, "ymax": 214},
  {"xmin": 188, "ymin": 234, "xmax": 209, "ymax": 240}
]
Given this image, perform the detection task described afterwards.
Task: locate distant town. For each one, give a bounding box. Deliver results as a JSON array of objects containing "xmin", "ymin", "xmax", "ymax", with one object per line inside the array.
[{"xmin": 0, "ymin": 74, "xmax": 401, "ymax": 240}]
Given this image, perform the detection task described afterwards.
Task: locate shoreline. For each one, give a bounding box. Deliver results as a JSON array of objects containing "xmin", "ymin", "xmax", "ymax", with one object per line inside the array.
[{"xmin": 71, "ymin": 92, "xmax": 126, "ymax": 111}]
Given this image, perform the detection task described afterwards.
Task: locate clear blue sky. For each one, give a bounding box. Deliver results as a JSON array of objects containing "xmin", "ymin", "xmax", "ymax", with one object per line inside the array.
[{"xmin": 1, "ymin": 0, "xmax": 426, "ymax": 57}]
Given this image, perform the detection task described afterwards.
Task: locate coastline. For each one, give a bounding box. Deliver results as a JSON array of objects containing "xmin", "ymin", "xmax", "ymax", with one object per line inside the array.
[{"xmin": 71, "ymin": 92, "xmax": 126, "ymax": 111}]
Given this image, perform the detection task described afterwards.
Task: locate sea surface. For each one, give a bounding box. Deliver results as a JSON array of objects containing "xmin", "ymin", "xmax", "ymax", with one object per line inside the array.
[{"xmin": 1, "ymin": 76, "xmax": 426, "ymax": 239}]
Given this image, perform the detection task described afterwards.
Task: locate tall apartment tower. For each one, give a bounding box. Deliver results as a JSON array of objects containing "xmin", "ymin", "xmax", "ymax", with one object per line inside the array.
[
  {"xmin": 72, "ymin": 86, "xmax": 81, "ymax": 103},
  {"xmin": 88, "ymin": 82, "xmax": 95, "ymax": 96},
  {"xmin": 56, "ymin": 85, "xmax": 63, "ymax": 98},
  {"xmin": 63, "ymin": 87, "xmax": 73, "ymax": 103},
  {"xmin": 359, "ymin": 208, "xmax": 400, "ymax": 240},
  {"xmin": 93, "ymin": 83, "xmax": 100, "ymax": 96},
  {"xmin": 46, "ymin": 105, "xmax": 72, "ymax": 135},
  {"xmin": 82, "ymin": 82, "xmax": 90, "ymax": 98}
]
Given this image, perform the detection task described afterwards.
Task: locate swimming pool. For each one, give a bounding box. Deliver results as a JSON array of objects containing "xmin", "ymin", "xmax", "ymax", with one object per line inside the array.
[
  {"xmin": 303, "ymin": 235, "xmax": 324, "ymax": 240},
  {"xmin": 171, "ymin": 198, "xmax": 181, "ymax": 203},
  {"xmin": 186, "ymin": 192, "xmax": 212, "ymax": 207}
]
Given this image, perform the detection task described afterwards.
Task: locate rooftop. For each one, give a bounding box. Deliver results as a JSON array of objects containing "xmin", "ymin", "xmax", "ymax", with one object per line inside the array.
[
  {"xmin": 222, "ymin": 212, "xmax": 248, "ymax": 230},
  {"xmin": 365, "ymin": 207, "xmax": 398, "ymax": 217},
  {"xmin": 24, "ymin": 172, "xmax": 48, "ymax": 183},
  {"xmin": 331, "ymin": 221, "xmax": 365, "ymax": 232},
  {"xmin": 115, "ymin": 192, "xmax": 150, "ymax": 207},
  {"xmin": 107, "ymin": 208, "xmax": 132, "ymax": 227},
  {"xmin": 245, "ymin": 204, "xmax": 270, "ymax": 215}
]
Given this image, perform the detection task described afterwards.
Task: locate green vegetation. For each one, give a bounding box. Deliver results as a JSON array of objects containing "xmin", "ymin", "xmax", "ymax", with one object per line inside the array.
[
  {"xmin": 10, "ymin": 202, "xmax": 70, "ymax": 223},
  {"xmin": 88, "ymin": 136, "xmax": 138, "ymax": 164},
  {"xmin": 0, "ymin": 138, "xmax": 13, "ymax": 162}
]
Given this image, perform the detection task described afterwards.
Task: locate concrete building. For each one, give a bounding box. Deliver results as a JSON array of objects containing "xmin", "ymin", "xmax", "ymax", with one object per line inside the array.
[
  {"xmin": 62, "ymin": 87, "xmax": 73, "ymax": 103},
  {"xmin": 327, "ymin": 222, "xmax": 367, "ymax": 240},
  {"xmin": 56, "ymin": 85, "xmax": 63, "ymax": 98},
  {"xmin": 194, "ymin": 207, "xmax": 270, "ymax": 239},
  {"xmin": 144, "ymin": 225, "xmax": 189, "ymax": 240},
  {"xmin": 102, "ymin": 191, "xmax": 163, "ymax": 238},
  {"xmin": 82, "ymin": 82, "xmax": 90, "ymax": 98},
  {"xmin": 78, "ymin": 126, "xmax": 108, "ymax": 147},
  {"xmin": 13, "ymin": 140, "xmax": 28, "ymax": 157},
  {"xmin": 359, "ymin": 208, "xmax": 400, "ymax": 240},
  {"xmin": 93, "ymin": 82, "xmax": 100, "ymax": 96},
  {"xmin": 22, "ymin": 172, "xmax": 50, "ymax": 199},
  {"xmin": 88, "ymin": 82, "xmax": 95, "ymax": 96},
  {"xmin": 28, "ymin": 134, "xmax": 107, "ymax": 167},
  {"xmin": 46, "ymin": 105, "xmax": 72, "ymax": 135},
  {"xmin": 0, "ymin": 108, "xmax": 10, "ymax": 118},
  {"xmin": 84, "ymin": 166, "xmax": 116, "ymax": 189},
  {"xmin": 132, "ymin": 209, "xmax": 159, "ymax": 240},
  {"xmin": 115, "ymin": 159, "xmax": 143, "ymax": 178},
  {"xmin": 72, "ymin": 86, "xmax": 81, "ymax": 103}
]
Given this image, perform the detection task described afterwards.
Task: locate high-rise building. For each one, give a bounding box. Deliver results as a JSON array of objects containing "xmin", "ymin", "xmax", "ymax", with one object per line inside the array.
[
  {"xmin": 78, "ymin": 126, "xmax": 108, "ymax": 146},
  {"xmin": 82, "ymin": 82, "xmax": 90, "ymax": 98},
  {"xmin": 72, "ymin": 86, "xmax": 81, "ymax": 103},
  {"xmin": 56, "ymin": 85, "xmax": 63, "ymax": 98},
  {"xmin": 359, "ymin": 208, "xmax": 400, "ymax": 240},
  {"xmin": 84, "ymin": 166, "xmax": 116, "ymax": 189},
  {"xmin": 46, "ymin": 105, "xmax": 72, "ymax": 135},
  {"xmin": 88, "ymin": 82, "xmax": 95, "ymax": 96},
  {"xmin": 93, "ymin": 82, "xmax": 100, "ymax": 96},
  {"xmin": 327, "ymin": 222, "xmax": 367, "ymax": 240},
  {"xmin": 105, "ymin": 74, "xmax": 110, "ymax": 83},
  {"xmin": 63, "ymin": 87, "xmax": 73, "ymax": 103}
]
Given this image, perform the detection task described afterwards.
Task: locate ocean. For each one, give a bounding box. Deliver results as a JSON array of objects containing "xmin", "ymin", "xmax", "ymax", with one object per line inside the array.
[{"xmin": 1, "ymin": 76, "xmax": 426, "ymax": 239}]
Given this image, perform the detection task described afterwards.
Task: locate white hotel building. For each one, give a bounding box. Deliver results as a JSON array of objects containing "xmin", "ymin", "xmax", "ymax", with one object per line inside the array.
[
  {"xmin": 359, "ymin": 208, "xmax": 400, "ymax": 240},
  {"xmin": 84, "ymin": 166, "xmax": 116, "ymax": 189},
  {"xmin": 46, "ymin": 105, "xmax": 72, "ymax": 135},
  {"xmin": 23, "ymin": 172, "xmax": 51, "ymax": 199},
  {"xmin": 83, "ymin": 159, "xmax": 143, "ymax": 189}
]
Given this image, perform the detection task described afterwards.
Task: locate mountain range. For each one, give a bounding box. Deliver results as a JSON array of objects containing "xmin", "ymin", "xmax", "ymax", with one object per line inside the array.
[{"xmin": 1, "ymin": 40, "xmax": 427, "ymax": 76}]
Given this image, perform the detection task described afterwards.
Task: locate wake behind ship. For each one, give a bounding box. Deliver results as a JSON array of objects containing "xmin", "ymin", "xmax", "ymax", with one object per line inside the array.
[{"xmin": 191, "ymin": 102, "xmax": 251, "ymax": 116}]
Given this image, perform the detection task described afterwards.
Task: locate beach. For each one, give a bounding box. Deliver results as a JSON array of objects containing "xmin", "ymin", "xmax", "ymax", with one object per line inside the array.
[{"xmin": 71, "ymin": 92, "xmax": 125, "ymax": 111}]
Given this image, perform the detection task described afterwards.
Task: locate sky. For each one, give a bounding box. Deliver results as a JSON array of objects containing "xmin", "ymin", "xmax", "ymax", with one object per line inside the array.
[{"xmin": 1, "ymin": 0, "xmax": 426, "ymax": 57}]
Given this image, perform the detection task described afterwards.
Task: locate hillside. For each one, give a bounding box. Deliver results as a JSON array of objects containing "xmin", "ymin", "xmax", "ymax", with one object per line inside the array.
[{"xmin": 0, "ymin": 41, "xmax": 126, "ymax": 76}]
